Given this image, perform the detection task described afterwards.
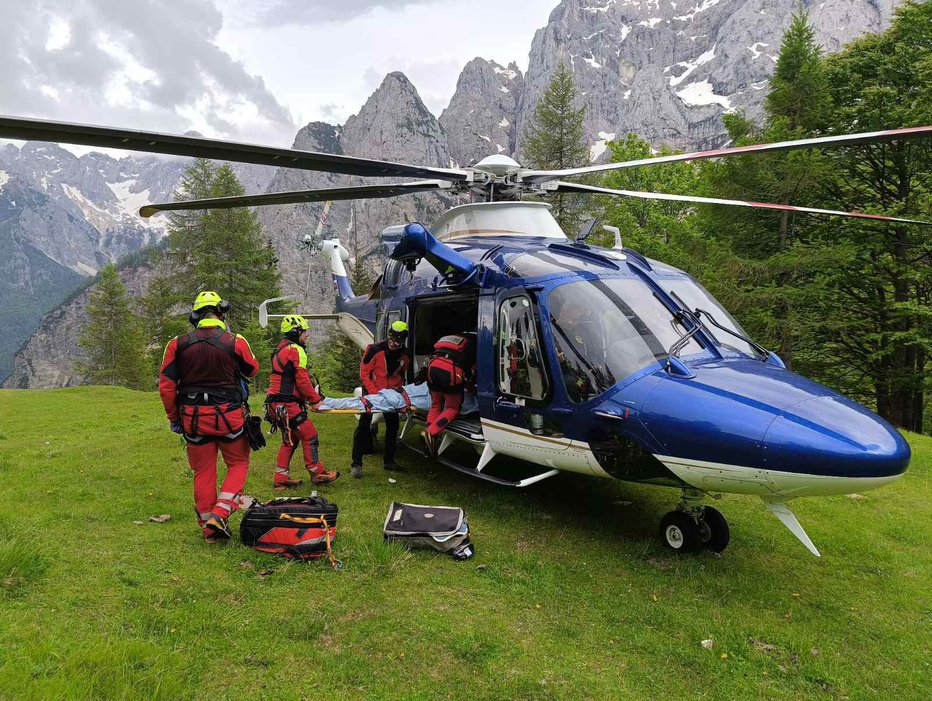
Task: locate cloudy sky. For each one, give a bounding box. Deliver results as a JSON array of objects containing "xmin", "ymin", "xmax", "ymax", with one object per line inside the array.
[{"xmin": 1, "ymin": 0, "xmax": 560, "ymax": 148}]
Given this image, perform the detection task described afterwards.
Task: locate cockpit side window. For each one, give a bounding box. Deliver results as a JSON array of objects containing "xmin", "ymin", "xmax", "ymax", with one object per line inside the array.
[{"xmin": 497, "ymin": 295, "xmax": 549, "ymax": 401}]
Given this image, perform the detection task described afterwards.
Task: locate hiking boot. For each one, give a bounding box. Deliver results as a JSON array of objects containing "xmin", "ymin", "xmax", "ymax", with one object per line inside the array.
[
  {"xmin": 203, "ymin": 516, "xmax": 231, "ymax": 542},
  {"xmin": 383, "ymin": 462, "xmax": 404, "ymax": 472},
  {"xmin": 351, "ymin": 463, "xmax": 363, "ymax": 479},
  {"xmin": 420, "ymin": 430, "xmax": 436, "ymax": 458},
  {"xmin": 308, "ymin": 468, "xmax": 341, "ymax": 485},
  {"xmin": 274, "ymin": 475, "xmax": 304, "ymax": 491}
]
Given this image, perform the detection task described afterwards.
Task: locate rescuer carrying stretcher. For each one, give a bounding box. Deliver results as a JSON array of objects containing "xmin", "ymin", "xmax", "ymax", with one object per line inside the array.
[
  {"xmin": 350, "ymin": 320, "xmax": 411, "ymax": 478},
  {"xmin": 265, "ymin": 314, "xmax": 339, "ymax": 490},
  {"xmin": 159, "ymin": 291, "xmax": 260, "ymax": 542}
]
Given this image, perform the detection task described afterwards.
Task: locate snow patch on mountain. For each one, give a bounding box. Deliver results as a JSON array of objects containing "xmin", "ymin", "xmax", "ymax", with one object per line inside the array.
[{"xmin": 676, "ymin": 80, "xmax": 732, "ymax": 108}]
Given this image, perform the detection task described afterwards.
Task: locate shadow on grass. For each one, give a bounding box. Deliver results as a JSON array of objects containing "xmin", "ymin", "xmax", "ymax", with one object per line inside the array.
[{"xmin": 399, "ymin": 440, "xmax": 672, "ymax": 551}]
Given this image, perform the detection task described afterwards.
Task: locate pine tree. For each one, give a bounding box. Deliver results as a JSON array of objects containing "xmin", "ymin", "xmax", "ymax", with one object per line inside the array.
[
  {"xmin": 765, "ymin": 12, "xmax": 830, "ymax": 134},
  {"xmin": 522, "ymin": 63, "xmax": 589, "ymax": 232},
  {"xmin": 77, "ymin": 263, "xmax": 150, "ymax": 389},
  {"xmin": 814, "ymin": 0, "xmax": 932, "ymax": 430},
  {"xmin": 700, "ymin": 10, "xmax": 832, "ymax": 369},
  {"xmin": 143, "ymin": 159, "xmax": 283, "ymax": 356}
]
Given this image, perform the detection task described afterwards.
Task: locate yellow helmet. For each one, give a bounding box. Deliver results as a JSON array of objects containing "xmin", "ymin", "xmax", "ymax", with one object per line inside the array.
[
  {"xmin": 281, "ymin": 315, "xmax": 310, "ymax": 335},
  {"xmin": 388, "ymin": 320, "xmax": 409, "ymax": 341},
  {"xmin": 192, "ymin": 290, "xmax": 223, "ymax": 311}
]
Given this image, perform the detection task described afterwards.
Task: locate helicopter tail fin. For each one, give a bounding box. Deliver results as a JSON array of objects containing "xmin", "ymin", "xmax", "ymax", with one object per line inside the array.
[{"xmin": 320, "ymin": 239, "xmax": 355, "ymax": 305}]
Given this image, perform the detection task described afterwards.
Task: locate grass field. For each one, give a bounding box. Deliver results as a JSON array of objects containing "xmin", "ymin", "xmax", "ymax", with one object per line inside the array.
[{"xmin": 0, "ymin": 386, "xmax": 929, "ymax": 700}]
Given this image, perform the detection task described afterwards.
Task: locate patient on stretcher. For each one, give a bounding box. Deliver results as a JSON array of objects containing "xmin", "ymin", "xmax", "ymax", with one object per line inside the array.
[{"xmin": 319, "ymin": 382, "xmax": 479, "ymax": 416}]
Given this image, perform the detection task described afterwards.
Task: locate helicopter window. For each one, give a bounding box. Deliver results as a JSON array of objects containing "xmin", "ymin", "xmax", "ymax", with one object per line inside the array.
[
  {"xmin": 664, "ymin": 279, "xmax": 758, "ymax": 357},
  {"xmin": 509, "ymin": 251, "xmax": 606, "ymax": 277},
  {"xmin": 498, "ymin": 295, "xmax": 549, "ymax": 400},
  {"xmin": 548, "ymin": 279, "xmax": 703, "ymax": 401}
]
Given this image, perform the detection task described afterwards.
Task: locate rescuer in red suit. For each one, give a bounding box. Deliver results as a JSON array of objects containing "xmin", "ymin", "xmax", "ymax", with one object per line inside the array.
[
  {"xmin": 159, "ymin": 291, "xmax": 260, "ymax": 542},
  {"xmin": 265, "ymin": 315, "xmax": 339, "ymax": 490},
  {"xmin": 421, "ymin": 332, "xmax": 476, "ymax": 456},
  {"xmin": 350, "ymin": 320, "xmax": 410, "ymax": 478}
]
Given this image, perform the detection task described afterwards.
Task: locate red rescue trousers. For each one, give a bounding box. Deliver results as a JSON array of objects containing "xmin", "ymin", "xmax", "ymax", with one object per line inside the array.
[
  {"xmin": 187, "ymin": 436, "xmax": 250, "ymax": 525},
  {"xmin": 270, "ymin": 402, "xmax": 325, "ymax": 476},
  {"xmin": 427, "ymin": 390, "xmax": 463, "ymax": 438}
]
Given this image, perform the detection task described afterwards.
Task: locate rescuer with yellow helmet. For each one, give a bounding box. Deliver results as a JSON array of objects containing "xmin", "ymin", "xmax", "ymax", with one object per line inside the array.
[
  {"xmin": 350, "ymin": 319, "xmax": 411, "ymax": 478},
  {"xmin": 159, "ymin": 291, "xmax": 260, "ymax": 542},
  {"xmin": 265, "ymin": 314, "xmax": 339, "ymax": 489}
]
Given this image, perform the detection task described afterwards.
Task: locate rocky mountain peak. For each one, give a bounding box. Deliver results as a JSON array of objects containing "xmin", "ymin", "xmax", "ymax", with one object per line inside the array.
[
  {"xmin": 518, "ymin": 0, "xmax": 899, "ymax": 155},
  {"xmin": 440, "ymin": 58, "xmax": 525, "ymax": 168}
]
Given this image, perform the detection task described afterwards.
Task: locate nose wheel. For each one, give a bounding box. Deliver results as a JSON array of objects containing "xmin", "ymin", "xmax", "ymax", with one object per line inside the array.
[{"xmin": 659, "ymin": 497, "xmax": 730, "ymax": 554}]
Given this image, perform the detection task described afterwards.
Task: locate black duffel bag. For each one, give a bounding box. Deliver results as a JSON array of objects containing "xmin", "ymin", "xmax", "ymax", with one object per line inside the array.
[
  {"xmin": 240, "ymin": 496, "xmax": 340, "ymax": 566},
  {"xmin": 383, "ymin": 501, "xmax": 474, "ymax": 560}
]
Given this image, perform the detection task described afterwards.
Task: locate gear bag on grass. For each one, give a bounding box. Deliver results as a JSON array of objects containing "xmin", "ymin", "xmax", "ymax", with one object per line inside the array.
[
  {"xmin": 240, "ymin": 495, "xmax": 339, "ymax": 565},
  {"xmin": 383, "ymin": 501, "xmax": 474, "ymax": 560}
]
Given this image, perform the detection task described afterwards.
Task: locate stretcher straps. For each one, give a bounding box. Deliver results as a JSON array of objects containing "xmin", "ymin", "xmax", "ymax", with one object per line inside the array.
[
  {"xmin": 360, "ymin": 396, "xmax": 373, "ymax": 414},
  {"xmin": 397, "ymin": 387, "xmax": 413, "ymax": 412}
]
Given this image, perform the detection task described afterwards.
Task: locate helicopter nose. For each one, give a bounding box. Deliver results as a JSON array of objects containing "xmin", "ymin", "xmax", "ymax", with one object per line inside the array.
[
  {"xmin": 761, "ymin": 394, "xmax": 910, "ymax": 479},
  {"xmin": 636, "ymin": 360, "xmax": 910, "ymax": 494}
]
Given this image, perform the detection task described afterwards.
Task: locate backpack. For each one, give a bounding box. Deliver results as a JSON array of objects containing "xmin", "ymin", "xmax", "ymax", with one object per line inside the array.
[
  {"xmin": 240, "ymin": 496, "xmax": 340, "ymax": 566},
  {"xmin": 382, "ymin": 502, "xmax": 474, "ymax": 560}
]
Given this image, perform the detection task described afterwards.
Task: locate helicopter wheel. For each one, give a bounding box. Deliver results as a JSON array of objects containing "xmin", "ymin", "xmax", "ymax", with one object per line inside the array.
[
  {"xmin": 697, "ymin": 506, "xmax": 730, "ymax": 553},
  {"xmin": 659, "ymin": 511, "xmax": 700, "ymax": 553}
]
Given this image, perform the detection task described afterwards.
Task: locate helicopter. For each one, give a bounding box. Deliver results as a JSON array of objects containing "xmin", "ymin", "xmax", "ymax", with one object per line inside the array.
[{"xmin": 2, "ymin": 115, "xmax": 930, "ymax": 556}]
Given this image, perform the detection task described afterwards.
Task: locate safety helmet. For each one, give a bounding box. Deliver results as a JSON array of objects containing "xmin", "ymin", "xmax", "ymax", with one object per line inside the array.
[
  {"xmin": 192, "ymin": 290, "xmax": 223, "ymax": 311},
  {"xmin": 388, "ymin": 320, "xmax": 409, "ymax": 342},
  {"xmin": 281, "ymin": 315, "xmax": 310, "ymax": 335}
]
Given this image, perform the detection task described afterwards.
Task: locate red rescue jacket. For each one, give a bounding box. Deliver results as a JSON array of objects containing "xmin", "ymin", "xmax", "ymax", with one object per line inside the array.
[
  {"xmin": 159, "ymin": 318, "xmax": 259, "ymax": 423},
  {"xmin": 360, "ymin": 340, "xmax": 410, "ymax": 394},
  {"xmin": 267, "ymin": 340, "xmax": 322, "ymax": 405}
]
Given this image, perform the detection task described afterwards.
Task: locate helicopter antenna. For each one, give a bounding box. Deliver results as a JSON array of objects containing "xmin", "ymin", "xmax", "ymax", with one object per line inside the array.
[
  {"xmin": 575, "ymin": 218, "xmax": 598, "ymax": 243},
  {"xmin": 604, "ymin": 225, "xmax": 623, "ymax": 250}
]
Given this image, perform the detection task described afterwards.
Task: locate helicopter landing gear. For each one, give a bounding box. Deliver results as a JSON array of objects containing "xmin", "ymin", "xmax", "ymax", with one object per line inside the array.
[{"xmin": 659, "ymin": 491, "xmax": 730, "ymax": 554}]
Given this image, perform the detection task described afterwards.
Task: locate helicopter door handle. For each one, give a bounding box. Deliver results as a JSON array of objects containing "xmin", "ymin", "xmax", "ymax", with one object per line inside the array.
[{"xmin": 495, "ymin": 397, "xmax": 521, "ymax": 410}]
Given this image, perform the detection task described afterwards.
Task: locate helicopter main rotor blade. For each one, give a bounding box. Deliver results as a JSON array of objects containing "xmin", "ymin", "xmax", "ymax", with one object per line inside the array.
[
  {"xmin": 521, "ymin": 125, "xmax": 932, "ymax": 183},
  {"xmin": 0, "ymin": 115, "xmax": 470, "ymax": 182},
  {"xmin": 549, "ymin": 181, "xmax": 932, "ymax": 226},
  {"xmin": 139, "ymin": 180, "xmax": 451, "ymax": 217}
]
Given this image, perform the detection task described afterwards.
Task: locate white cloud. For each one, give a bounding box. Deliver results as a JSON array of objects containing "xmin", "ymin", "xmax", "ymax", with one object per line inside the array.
[
  {"xmin": 2, "ymin": 0, "xmax": 559, "ymax": 147},
  {"xmin": 0, "ymin": 0, "xmax": 293, "ymax": 144}
]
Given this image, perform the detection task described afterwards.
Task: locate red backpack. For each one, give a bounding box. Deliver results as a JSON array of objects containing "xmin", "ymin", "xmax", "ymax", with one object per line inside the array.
[{"xmin": 426, "ymin": 335, "xmax": 473, "ymax": 390}]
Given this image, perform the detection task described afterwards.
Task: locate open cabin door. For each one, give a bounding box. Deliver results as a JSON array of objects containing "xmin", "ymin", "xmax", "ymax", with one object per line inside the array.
[{"xmin": 488, "ymin": 291, "xmax": 568, "ymax": 449}]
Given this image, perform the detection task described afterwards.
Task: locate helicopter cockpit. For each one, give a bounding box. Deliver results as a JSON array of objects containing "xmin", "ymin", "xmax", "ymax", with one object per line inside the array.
[{"xmin": 545, "ymin": 277, "xmax": 705, "ymax": 403}]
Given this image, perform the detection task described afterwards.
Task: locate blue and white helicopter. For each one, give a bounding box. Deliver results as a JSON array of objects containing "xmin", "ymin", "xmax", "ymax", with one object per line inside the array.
[{"xmin": 3, "ymin": 115, "xmax": 929, "ymax": 556}]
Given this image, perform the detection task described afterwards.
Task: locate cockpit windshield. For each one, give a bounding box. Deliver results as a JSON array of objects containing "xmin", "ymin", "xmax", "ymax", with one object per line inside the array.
[
  {"xmin": 664, "ymin": 279, "xmax": 759, "ymax": 357},
  {"xmin": 548, "ymin": 278, "xmax": 703, "ymax": 402}
]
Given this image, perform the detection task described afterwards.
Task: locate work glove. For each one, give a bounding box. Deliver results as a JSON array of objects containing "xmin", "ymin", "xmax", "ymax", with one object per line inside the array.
[{"xmin": 170, "ymin": 421, "xmax": 184, "ymax": 434}]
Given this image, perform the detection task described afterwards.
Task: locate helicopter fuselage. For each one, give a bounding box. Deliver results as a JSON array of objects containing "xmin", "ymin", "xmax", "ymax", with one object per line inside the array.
[{"xmin": 322, "ymin": 204, "xmax": 909, "ymax": 554}]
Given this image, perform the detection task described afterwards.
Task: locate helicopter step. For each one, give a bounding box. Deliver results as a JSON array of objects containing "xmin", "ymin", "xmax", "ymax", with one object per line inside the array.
[{"xmin": 400, "ymin": 413, "xmax": 559, "ymax": 487}]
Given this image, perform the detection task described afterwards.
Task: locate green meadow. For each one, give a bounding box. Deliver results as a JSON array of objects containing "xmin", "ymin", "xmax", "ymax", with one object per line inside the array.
[{"xmin": 0, "ymin": 387, "xmax": 929, "ymax": 700}]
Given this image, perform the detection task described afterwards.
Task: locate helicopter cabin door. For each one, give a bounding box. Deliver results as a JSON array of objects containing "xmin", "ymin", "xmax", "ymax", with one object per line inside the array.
[{"xmin": 491, "ymin": 292, "xmax": 563, "ymax": 445}]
